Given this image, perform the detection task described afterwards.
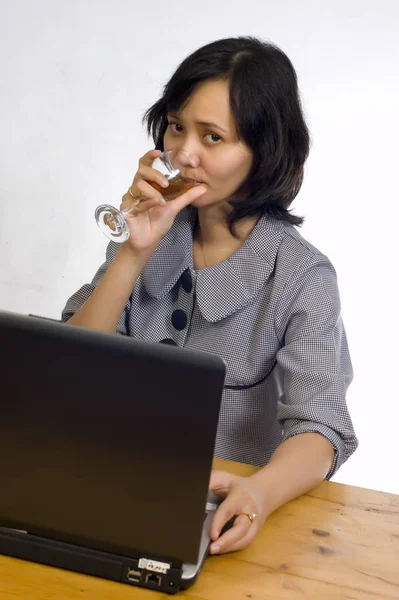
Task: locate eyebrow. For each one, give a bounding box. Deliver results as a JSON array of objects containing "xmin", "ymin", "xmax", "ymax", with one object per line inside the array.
[
  {"xmin": 197, "ymin": 121, "xmax": 229, "ymax": 134},
  {"xmin": 168, "ymin": 113, "xmax": 229, "ymax": 135}
]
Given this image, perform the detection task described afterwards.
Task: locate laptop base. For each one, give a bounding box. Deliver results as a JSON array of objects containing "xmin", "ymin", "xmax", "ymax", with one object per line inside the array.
[{"xmin": 0, "ymin": 527, "xmax": 183, "ymax": 594}]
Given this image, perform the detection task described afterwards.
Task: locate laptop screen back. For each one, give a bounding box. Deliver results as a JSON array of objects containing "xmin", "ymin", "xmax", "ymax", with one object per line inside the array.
[{"xmin": 0, "ymin": 312, "xmax": 225, "ymax": 564}]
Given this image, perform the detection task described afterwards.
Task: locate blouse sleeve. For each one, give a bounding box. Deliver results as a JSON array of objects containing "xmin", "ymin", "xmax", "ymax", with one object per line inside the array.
[
  {"xmin": 275, "ymin": 254, "xmax": 358, "ymax": 478},
  {"xmin": 61, "ymin": 242, "xmax": 131, "ymax": 335}
]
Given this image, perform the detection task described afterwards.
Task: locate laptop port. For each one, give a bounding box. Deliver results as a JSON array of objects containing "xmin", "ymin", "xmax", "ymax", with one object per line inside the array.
[
  {"xmin": 127, "ymin": 568, "xmax": 142, "ymax": 582},
  {"xmin": 145, "ymin": 572, "xmax": 162, "ymax": 586}
]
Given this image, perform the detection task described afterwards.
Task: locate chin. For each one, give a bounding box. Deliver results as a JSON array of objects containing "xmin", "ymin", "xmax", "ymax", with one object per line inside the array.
[
  {"xmin": 190, "ymin": 195, "xmax": 210, "ymax": 208},
  {"xmin": 190, "ymin": 198, "xmax": 205, "ymax": 208},
  {"xmin": 190, "ymin": 193, "xmax": 225, "ymax": 209}
]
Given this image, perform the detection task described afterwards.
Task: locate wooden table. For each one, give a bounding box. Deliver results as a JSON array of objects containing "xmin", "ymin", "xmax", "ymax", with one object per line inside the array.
[{"xmin": 1, "ymin": 459, "xmax": 398, "ymax": 600}]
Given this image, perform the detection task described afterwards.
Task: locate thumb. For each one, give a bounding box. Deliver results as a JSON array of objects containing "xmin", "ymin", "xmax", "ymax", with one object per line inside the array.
[
  {"xmin": 169, "ymin": 184, "xmax": 207, "ymax": 214},
  {"xmin": 209, "ymin": 470, "xmax": 238, "ymax": 497}
]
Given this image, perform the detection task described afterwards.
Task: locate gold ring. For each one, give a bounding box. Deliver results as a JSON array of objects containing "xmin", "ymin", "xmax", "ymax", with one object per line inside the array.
[
  {"xmin": 237, "ymin": 512, "xmax": 258, "ymax": 524},
  {"xmin": 127, "ymin": 186, "xmax": 140, "ymax": 208},
  {"xmin": 128, "ymin": 186, "xmax": 138, "ymax": 199}
]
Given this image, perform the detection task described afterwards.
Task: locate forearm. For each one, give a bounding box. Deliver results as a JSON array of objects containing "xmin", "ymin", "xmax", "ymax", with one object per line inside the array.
[
  {"xmin": 67, "ymin": 245, "xmax": 153, "ymax": 332},
  {"xmin": 250, "ymin": 433, "xmax": 335, "ymax": 516}
]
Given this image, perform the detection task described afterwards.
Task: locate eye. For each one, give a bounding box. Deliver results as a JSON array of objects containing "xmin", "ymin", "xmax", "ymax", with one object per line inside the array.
[
  {"xmin": 206, "ymin": 133, "xmax": 222, "ymax": 144},
  {"xmin": 168, "ymin": 122, "xmax": 183, "ymax": 133}
]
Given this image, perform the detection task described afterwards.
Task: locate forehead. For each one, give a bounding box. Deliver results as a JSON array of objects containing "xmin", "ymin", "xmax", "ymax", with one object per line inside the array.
[{"xmin": 177, "ymin": 79, "xmax": 234, "ymax": 127}]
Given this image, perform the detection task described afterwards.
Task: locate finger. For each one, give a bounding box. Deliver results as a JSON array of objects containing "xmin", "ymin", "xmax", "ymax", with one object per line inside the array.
[
  {"xmin": 212, "ymin": 527, "xmax": 255, "ymax": 555},
  {"xmin": 138, "ymin": 149, "xmax": 162, "ymax": 168},
  {"xmin": 137, "ymin": 165, "xmax": 169, "ymax": 189},
  {"xmin": 134, "ymin": 179, "xmax": 166, "ymax": 204},
  {"xmin": 169, "ymin": 184, "xmax": 207, "ymax": 214},
  {"xmin": 210, "ymin": 515, "xmax": 253, "ymax": 554},
  {"xmin": 120, "ymin": 195, "xmax": 140, "ymax": 213},
  {"xmin": 120, "ymin": 182, "xmax": 165, "ymax": 214},
  {"xmin": 132, "ymin": 196, "xmax": 165, "ymax": 215},
  {"xmin": 209, "ymin": 495, "xmax": 241, "ymax": 541}
]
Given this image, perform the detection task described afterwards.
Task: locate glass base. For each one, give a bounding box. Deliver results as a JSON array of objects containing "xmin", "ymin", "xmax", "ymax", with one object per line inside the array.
[{"xmin": 94, "ymin": 204, "xmax": 130, "ymax": 243}]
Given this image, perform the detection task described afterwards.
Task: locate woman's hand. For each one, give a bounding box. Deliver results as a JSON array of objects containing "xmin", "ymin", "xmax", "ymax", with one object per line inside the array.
[
  {"xmin": 120, "ymin": 150, "xmax": 206, "ymax": 253},
  {"xmin": 208, "ymin": 470, "xmax": 269, "ymax": 554}
]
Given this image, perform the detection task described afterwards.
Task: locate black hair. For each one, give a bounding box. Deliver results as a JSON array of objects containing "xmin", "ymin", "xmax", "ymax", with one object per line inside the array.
[{"xmin": 144, "ymin": 36, "xmax": 310, "ymax": 231}]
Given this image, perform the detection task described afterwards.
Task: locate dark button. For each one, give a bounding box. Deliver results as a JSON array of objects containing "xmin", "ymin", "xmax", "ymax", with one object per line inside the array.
[
  {"xmin": 159, "ymin": 338, "xmax": 177, "ymax": 346},
  {"xmin": 171, "ymin": 309, "xmax": 187, "ymax": 331},
  {"xmin": 180, "ymin": 269, "xmax": 192, "ymax": 293}
]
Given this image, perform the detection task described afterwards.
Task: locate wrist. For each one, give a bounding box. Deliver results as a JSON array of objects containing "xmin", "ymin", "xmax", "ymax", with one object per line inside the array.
[
  {"xmin": 103, "ymin": 243, "xmax": 154, "ymax": 289},
  {"xmin": 248, "ymin": 466, "xmax": 282, "ymax": 517},
  {"xmin": 117, "ymin": 243, "xmax": 154, "ymax": 264}
]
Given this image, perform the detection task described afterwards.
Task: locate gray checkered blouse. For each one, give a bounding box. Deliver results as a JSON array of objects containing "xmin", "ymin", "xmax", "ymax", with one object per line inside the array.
[{"xmin": 62, "ymin": 208, "xmax": 358, "ymax": 478}]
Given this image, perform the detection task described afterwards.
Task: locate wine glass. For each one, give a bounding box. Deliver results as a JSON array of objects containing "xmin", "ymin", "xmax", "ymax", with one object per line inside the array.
[{"xmin": 94, "ymin": 149, "xmax": 196, "ymax": 243}]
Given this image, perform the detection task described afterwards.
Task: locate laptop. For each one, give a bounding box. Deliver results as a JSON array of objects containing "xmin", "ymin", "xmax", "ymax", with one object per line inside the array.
[{"xmin": 0, "ymin": 310, "xmax": 226, "ymax": 594}]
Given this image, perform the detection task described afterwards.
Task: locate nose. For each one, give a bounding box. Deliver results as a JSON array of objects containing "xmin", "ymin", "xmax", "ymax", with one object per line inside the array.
[{"xmin": 175, "ymin": 147, "xmax": 200, "ymax": 169}]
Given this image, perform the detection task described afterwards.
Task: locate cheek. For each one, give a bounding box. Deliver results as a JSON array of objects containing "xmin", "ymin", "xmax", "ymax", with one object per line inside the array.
[
  {"xmin": 162, "ymin": 131, "xmax": 173, "ymax": 149},
  {"xmin": 208, "ymin": 154, "xmax": 252, "ymax": 188}
]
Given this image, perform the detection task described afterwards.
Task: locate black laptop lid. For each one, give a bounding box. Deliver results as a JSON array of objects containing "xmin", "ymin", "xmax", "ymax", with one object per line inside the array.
[{"xmin": 0, "ymin": 311, "xmax": 225, "ymax": 564}]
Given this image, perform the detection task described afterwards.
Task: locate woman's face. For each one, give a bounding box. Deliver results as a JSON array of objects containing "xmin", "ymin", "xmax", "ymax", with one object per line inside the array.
[{"xmin": 163, "ymin": 79, "xmax": 253, "ymax": 209}]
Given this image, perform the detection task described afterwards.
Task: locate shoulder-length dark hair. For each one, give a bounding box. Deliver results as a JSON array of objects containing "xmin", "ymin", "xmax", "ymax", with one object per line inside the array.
[{"xmin": 144, "ymin": 36, "xmax": 310, "ymax": 230}]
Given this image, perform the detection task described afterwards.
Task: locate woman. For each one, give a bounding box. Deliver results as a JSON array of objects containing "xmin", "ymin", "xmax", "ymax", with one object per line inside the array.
[{"xmin": 63, "ymin": 37, "xmax": 358, "ymax": 555}]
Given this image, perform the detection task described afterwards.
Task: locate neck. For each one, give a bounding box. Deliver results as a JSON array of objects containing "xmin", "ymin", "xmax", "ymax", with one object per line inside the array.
[
  {"xmin": 193, "ymin": 205, "xmax": 258, "ymax": 270},
  {"xmin": 196, "ymin": 205, "xmax": 257, "ymax": 245}
]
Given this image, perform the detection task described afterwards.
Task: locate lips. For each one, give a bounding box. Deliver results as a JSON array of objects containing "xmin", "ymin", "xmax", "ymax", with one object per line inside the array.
[{"xmin": 180, "ymin": 175, "xmax": 203, "ymax": 185}]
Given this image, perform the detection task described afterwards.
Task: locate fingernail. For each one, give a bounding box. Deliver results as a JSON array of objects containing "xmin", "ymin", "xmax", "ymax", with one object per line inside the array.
[
  {"xmin": 161, "ymin": 179, "xmax": 169, "ymax": 187},
  {"xmin": 210, "ymin": 544, "xmax": 220, "ymax": 554}
]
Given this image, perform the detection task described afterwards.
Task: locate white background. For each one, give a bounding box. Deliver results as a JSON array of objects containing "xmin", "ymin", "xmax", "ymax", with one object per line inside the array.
[{"xmin": 1, "ymin": 1, "xmax": 398, "ymax": 493}]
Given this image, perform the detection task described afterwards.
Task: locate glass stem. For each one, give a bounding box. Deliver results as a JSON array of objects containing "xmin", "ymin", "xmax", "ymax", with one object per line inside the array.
[{"xmin": 121, "ymin": 198, "xmax": 140, "ymax": 217}]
